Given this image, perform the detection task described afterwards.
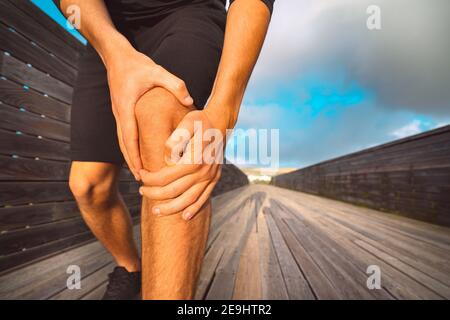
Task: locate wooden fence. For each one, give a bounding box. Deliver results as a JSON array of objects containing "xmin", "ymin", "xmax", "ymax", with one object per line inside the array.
[
  {"xmin": 272, "ymin": 125, "xmax": 450, "ymax": 227},
  {"xmin": 0, "ymin": 0, "xmax": 247, "ymax": 275}
]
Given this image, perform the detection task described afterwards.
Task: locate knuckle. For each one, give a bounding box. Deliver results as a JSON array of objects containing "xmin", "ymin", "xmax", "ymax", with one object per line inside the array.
[
  {"xmin": 165, "ymin": 140, "xmax": 174, "ymax": 150},
  {"xmin": 175, "ymin": 80, "xmax": 186, "ymax": 91},
  {"xmin": 168, "ymin": 185, "xmax": 178, "ymax": 196},
  {"xmin": 152, "ymin": 64, "xmax": 163, "ymax": 76},
  {"xmin": 159, "ymin": 176, "xmax": 169, "ymax": 186},
  {"xmin": 140, "ymin": 188, "xmax": 148, "ymax": 197},
  {"xmin": 188, "ymin": 194, "xmax": 198, "ymax": 204},
  {"xmin": 163, "ymin": 204, "xmax": 174, "ymax": 213}
]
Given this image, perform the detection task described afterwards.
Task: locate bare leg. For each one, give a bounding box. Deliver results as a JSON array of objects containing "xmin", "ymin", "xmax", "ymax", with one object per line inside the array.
[
  {"xmin": 69, "ymin": 162, "xmax": 141, "ymax": 272},
  {"xmin": 136, "ymin": 88, "xmax": 211, "ymax": 299}
]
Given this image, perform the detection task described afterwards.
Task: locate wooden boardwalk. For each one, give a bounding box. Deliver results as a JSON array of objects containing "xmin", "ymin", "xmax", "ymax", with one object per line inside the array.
[
  {"xmin": 198, "ymin": 185, "xmax": 450, "ymax": 300},
  {"xmin": 1, "ymin": 185, "xmax": 450, "ymax": 300}
]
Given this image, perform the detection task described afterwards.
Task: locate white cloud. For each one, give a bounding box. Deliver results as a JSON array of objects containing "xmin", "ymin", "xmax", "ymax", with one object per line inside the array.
[
  {"xmin": 434, "ymin": 121, "xmax": 450, "ymax": 129},
  {"xmin": 390, "ymin": 120, "xmax": 423, "ymax": 139},
  {"xmin": 251, "ymin": 0, "xmax": 450, "ymax": 116},
  {"xmin": 235, "ymin": 104, "xmax": 283, "ymax": 129}
]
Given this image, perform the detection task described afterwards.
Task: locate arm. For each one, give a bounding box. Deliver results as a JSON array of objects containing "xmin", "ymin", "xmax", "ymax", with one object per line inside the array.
[
  {"xmin": 59, "ymin": 0, "xmax": 127, "ymax": 66},
  {"xmin": 139, "ymin": 0, "xmax": 273, "ymax": 219},
  {"xmin": 56, "ymin": 0, "xmax": 194, "ymax": 180},
  {"xmin": 206, "ymin": 0, "xmax": 272, "ymax": 130}
]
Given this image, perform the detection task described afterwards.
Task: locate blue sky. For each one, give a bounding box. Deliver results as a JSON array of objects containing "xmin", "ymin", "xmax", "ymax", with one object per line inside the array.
[
  {"xmin": 33, "ymin": 0, "xmax": 450, "ymax": 168},
  {"xmin": 31, "ymin": 0, "xmax": 86, "ymax": 43}
]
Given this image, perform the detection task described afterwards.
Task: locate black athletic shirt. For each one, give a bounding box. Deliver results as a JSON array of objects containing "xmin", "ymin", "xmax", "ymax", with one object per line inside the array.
[{"xmin": 53, "ymin": 0, "xmax": 274, "ymax": 22}]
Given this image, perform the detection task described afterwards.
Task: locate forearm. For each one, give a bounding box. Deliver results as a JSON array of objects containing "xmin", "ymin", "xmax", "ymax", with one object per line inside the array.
[
  {"xmin": 208, "ymin": 0, "xmax": 271, "ymax": 128},
  {"xmin": 59, "ymin": 0, "xmax": 133, "ymax": 66}
]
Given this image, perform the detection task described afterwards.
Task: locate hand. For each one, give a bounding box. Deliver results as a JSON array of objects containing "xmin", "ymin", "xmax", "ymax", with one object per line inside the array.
[
  {"xmin": 139, "ymin": 105, "xmax": 232, "ymax": 220},
  {"xmin": 105, "ymin": 45, "xmax": 194, "ymax": 180}
]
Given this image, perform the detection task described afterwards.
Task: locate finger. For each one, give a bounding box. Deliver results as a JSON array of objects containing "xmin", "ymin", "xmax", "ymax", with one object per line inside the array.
[
  {"xmin": 117, "ymin": 125, "xmax": 136, "ymax": 179},
  {"xmin": 164, "ymin": 114, "xmax": 197, "ymax": 165},
  {"xmin": 139, "ymin": 162, "xmax": 198, "ymax": 187},
  {"xmin": 113, "ymin": 106, "xmax": 137, "ymax": 179},
  {"xmin": 182, "ymin": 172, "xmax": 221, "ymax": 220},
  {"xmin": 152, "ymin": 66, "xmax": 193, "ymax": 106},
  {"xmin": 179, "ymin": 136, "xmax": 205, "ymax": 166},
  {"xmin": 151, "ymin": 181, "xmax": 209, "ymax": 217},
  {"xmin": 139, "ymin": 171, "xmax": 199, "ymax": 200},
  {"xmin": 119, "ymin": 106, "xmax": 143, "ymax": 180},
  {"xmin": 177, "ymin": 112, "xmax": 217, "ymax": 165}
]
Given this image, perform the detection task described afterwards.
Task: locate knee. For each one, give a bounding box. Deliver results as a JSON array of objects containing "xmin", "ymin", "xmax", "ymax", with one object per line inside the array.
[
  {"xmin": 135, "ymin": 88, "xmax": 194, "ymax": 169},
  {"xmin": 69, "ymin": 168, "xmax": 117, "ymax": 208},
  {"xmin": 135, "ymin": 87, "xmax": 193, "ymax": 138}
]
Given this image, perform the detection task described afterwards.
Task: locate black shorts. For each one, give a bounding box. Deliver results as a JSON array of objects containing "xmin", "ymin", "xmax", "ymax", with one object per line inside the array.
[{"xmin": 70, "ymin": 1, "xmax": 226, "ymax": 164}]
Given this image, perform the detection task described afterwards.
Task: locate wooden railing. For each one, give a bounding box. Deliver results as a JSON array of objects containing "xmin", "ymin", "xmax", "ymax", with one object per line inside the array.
[{"xmin": 272, "ymin": 125, "xmax": 450, "ymax": 227}]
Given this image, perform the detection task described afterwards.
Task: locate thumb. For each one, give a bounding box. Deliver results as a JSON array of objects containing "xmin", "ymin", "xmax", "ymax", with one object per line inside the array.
[
  {"xmin": 153, "ymin": 66, "xmax": 194, "ymax": 106},
  {"xmin": 164, "ymin": 116, "xmax": 195, "ymax": 165}
]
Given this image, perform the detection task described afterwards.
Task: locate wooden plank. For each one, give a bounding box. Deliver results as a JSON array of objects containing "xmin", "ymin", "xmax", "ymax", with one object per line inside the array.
[
  {"xmin": 0, "ymin": 240, "xmax": 105, "ymax": 296},
  {"xmin": 195, "ymin": 189, "xmax": 253, "ymax": 299},
  {"xmin": 331, "ymin": 201, "xmax": 450, "ymax": 253},
  {"xmin": 0, "ymin": 102, "xmax": 69, "ymax": 142},
  {"xmin": 232, "ymin": 218, "xmax": 262, "ymax": 299},
  {"xmin": 315, "ymin": 215, "xmax": 445, "ymax": 299},
  {"xmin": 50, "ymin": 262, "xmax": 116, "ymax": 300},
  {"xmin": 0, "ymin": 0, "xmax": 80, "ymax": 67},
  {"xmin": 207, "ymin": 193, "xmax": 251, "ymax": 250},
  {"xmin": 0, "ymin": 194, "xmax": 141, "ymax": 231},
  {"xmin": 271, "ymin": 207, "xmax": 375, "ymax": 299},
  {"xmin": 0, "ymin": 180, "xmax": 140, "ymax": 207},
  {"xmin": 0, "ymin": 77, "xmax": 70, "ymax": 122},
  {"xmin": 258, "ymin": 205, "xmax": 338, "ymax": 299},
  {"xmin": 0, "ymin": 181, "xmax": 72, "ymax": 205},
  {"xmin": 0, "ymin": 231, "xmax": 94, "ymax": 274},
  {"xmin": 255, "ymin": 206, "xmax": 289, "ymax": 300},
  {"xmin": 0, "ymin": 129, "xmax": 69, "ymax": 161},
  {"xmin": 298, "ymin": 189, "xmax": 450, "ymax": 245},
  {"xmin": 0, "ymin": 156, "xmax": 69, "ymax": 182},
  {"xmin": 324, "ymin": 214, "xmax": 450, "ymax": 285},
  {"xmin": 1, "ymin": 53, "xmax": 73, "ymax": 104},
  {"xmin": 206, "ymin": 199, "xmax": 255, "ymax": 299},
  {"xmin": 355, "ymin": 239, "xmax": 450, "ymax": 299},
  {"xmin": 314, "ymin": 220, "xmax": 420, "ymax": 299},
  {"xmin": 0, "ymin": 225, "xmax": 140, "ymax": 300},
  {"xmin": 0, "ymin": 154, "xmax": 136, "ymax": 182},
  {"xmin": 0, "ymin": 22, "xmax": 77, "ymax": 84},
  {"xmin": 264, "ymin": 212, "xmax": 315, "ymax": 299},
  {"xmin": 0, "ymin": 207, "xmax": 140, "ymax": 257},
  {"xmin": 303, "ymin": 199, "xmax": 450, "ymax": 273},
  {"xmin": 271, "ymin": 187, "xmax": 446, "ymax": 299},
  {"xmin": 194, "ymin": 246, "xmax": 225, "ymax": 300},
  {"xmin": 81, "ymin": 282, "xmax": 108, "ymax": 300},
  {"xmin": 0, "ymin": 216, "xmax": 139, "ymax": 274},
  {"xmin": 299, "ymin": 214, "xmax": 423, "ymax": 299},
  {"xmin": 10, "ymin": 251, "xmax": 112, "ymax": 300},
  {"xmin": 279, "ymin": 189, "xmax": 450, "ymax": 279},
  {"xmin": 271, "ymin": 200, "xmax": 393, "ymax": 300},
  {"xmin": 0, "ymin": 217, "xmax": 91, "ymax": 256},
  {"xmin": 7, "ymin": 0, "xmax": 85, "ymax": 52}
]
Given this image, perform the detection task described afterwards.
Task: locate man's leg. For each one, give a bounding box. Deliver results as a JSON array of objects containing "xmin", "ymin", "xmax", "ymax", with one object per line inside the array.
[
  {"xmin": 136, "ymin": 88, "xmax": 211, "ymax": 299},
  {"xmin": 69, "ymin": 162, "xmax": 141, "ymax": 272}
]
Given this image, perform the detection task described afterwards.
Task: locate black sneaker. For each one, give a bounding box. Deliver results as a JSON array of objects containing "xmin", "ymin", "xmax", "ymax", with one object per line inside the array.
[{"xmin": 102, "ymin": 266, "xmax": 141, "ymax": 300}]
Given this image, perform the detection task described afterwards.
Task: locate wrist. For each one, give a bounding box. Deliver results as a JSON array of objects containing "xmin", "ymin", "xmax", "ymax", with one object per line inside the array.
[
  {"xmin": 205, "ymin": 97, "xmax": 240, "ymax": 131},
  {"xmin": 96, "ymin": 31, "xmax": 135, "ymax": 68}
]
